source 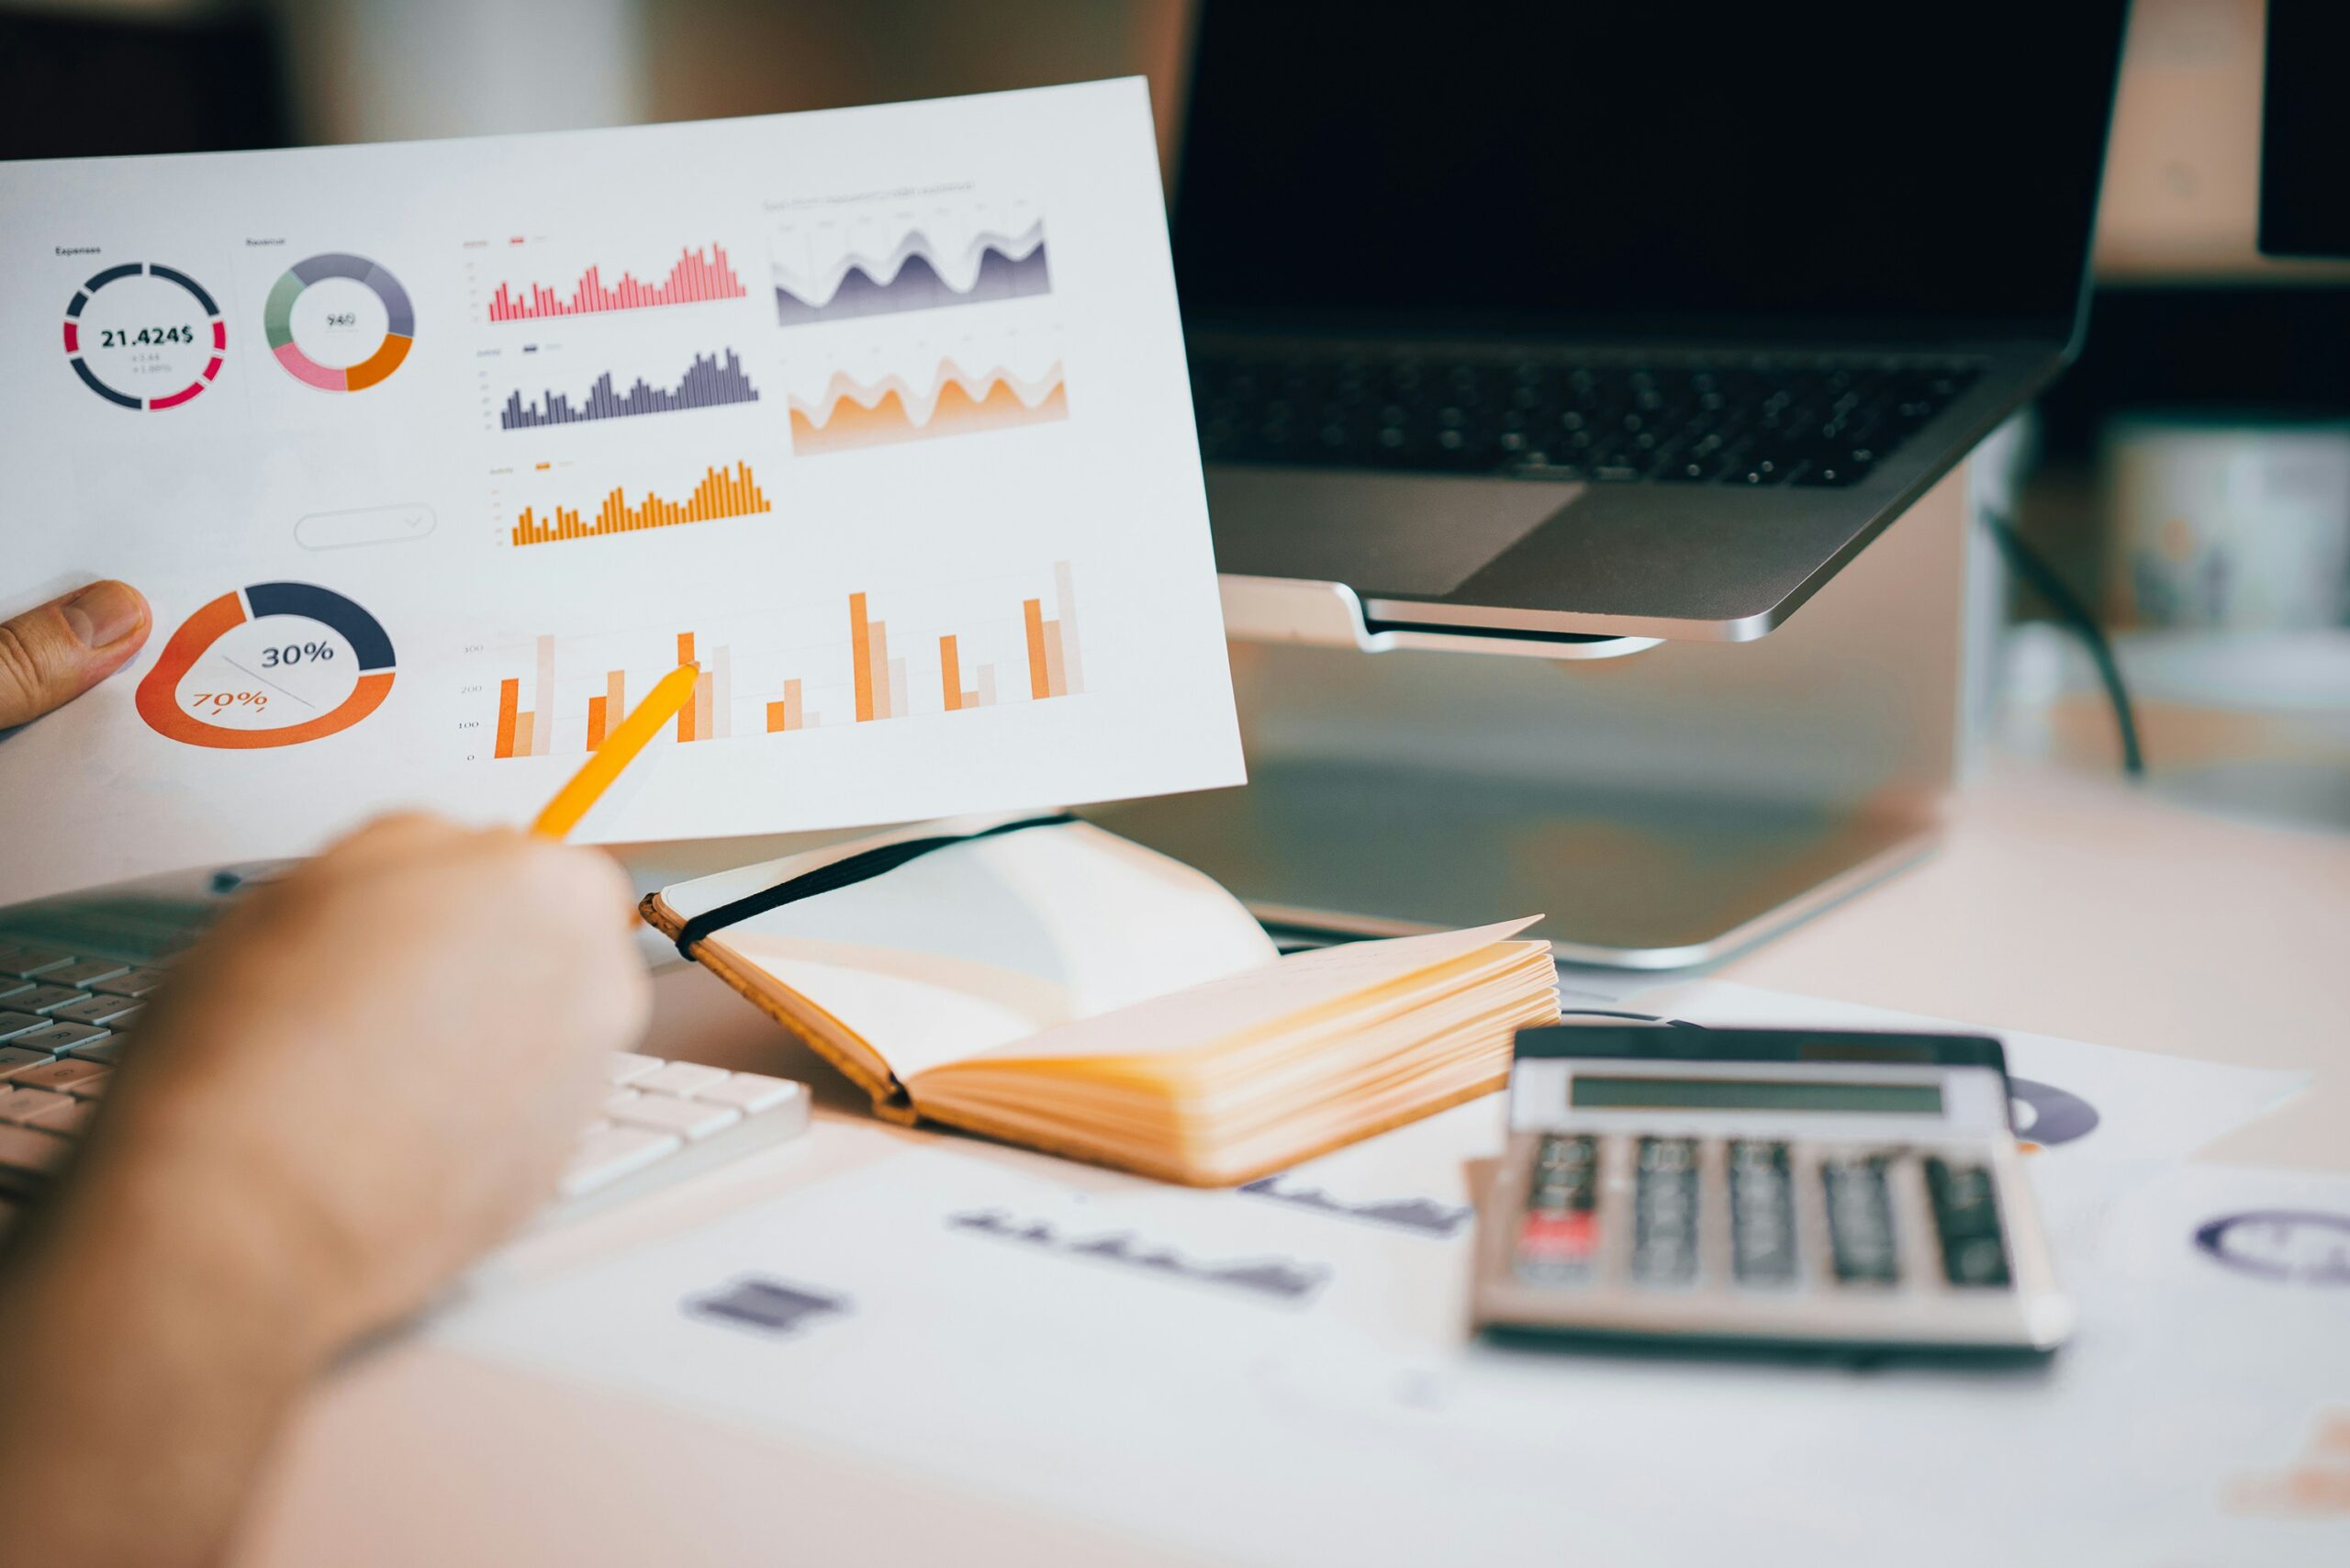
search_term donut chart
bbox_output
[63,263,227,409]
[136,583,396,748]
[263,253,415,391]
[2008,1077,2099,1149]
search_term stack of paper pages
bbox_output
[643,820,1560,1184]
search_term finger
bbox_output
[0,580,151,730]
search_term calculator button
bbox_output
[1630,1137,1700,1286]
[1728,1139,1798,1286]
[1821,1155,1900,1285]
[1516,1134,1600,1283]
[1924,1157,2012,1287]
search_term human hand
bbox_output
[0,579,150,728]
[72,813,653,1352]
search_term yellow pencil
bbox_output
[531,662,702,841]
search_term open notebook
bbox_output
[640,817,1560,1185]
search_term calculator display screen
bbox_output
[1571,1076,1944,1115]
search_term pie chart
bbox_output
[136,583,395,748]
[263,253,415,392]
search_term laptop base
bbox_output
[1091,464,1977,970]
[1086,766,1935,969]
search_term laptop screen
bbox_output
[1172,2,2127,342]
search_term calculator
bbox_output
[1471,1025,2072,1355]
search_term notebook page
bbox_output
[913,918,1541,1076]
[684,821,1279,1080]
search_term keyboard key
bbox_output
[692,1073,806,1114]
[0,1047,53,1078]
[10,1057,108,1096]
[0,947,75,980]
[1193,351,1977,487]
[22,1095,97,1137]
[632,1061,729,1097]
[91,968,171,999]
[12,986,86,1015]
[41,959,129,989]
[606,1051,664,1087]
[0,1012,51,1042]
[560,1125,682,1198]
[62,1070,111,1101]
[0,1124,72,1179]
[12,1022,108,1056]
[47,993,141,1027]
[63,1037,128,1066]
[0,1087,74,1125]
[610,1093,740,1141]
[603,1089,644,1117]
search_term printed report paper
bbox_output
[0,80,1239,901]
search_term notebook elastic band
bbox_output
[671,812,1079,960]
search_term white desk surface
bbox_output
[229,757,2350,1566]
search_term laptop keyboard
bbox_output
[1192,352,1981,487]
[0,939,811,1226]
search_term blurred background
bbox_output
[4,0,2346,832]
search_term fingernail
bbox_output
[62,581,144,648]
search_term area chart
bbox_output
[509,461,770,548]
[487,243,745,323]
[789,359,1068,455]
[501,348,759,430]
[773,219,1051,326]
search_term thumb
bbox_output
[0,580,151,730]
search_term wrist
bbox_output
[42,1121,364,1381]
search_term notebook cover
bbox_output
[641,890,921,1125]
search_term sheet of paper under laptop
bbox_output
[0,80,1239,902]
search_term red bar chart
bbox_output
[487,242,746,323]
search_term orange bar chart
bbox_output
[495,678,520,758]
[510,461,771,548]
[487,559,1079,758]
[766,678,814,733]
[1022,560,1085,702]
[847,593,903,722]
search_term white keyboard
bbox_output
[0,938,811,1232]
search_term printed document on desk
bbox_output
[439,984,2330,1566]
[0,80,1237,902]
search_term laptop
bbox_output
[1173,1,2130,642]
